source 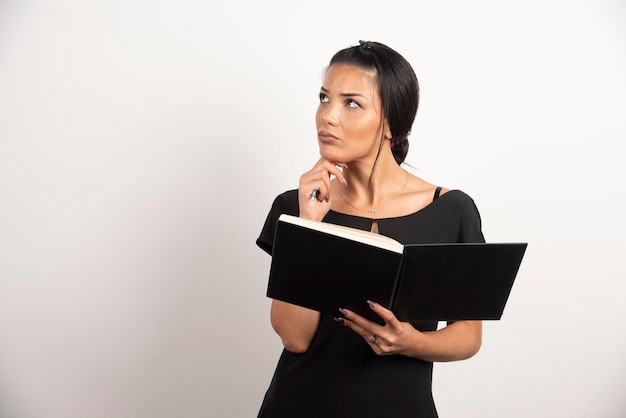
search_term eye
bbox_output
[319,93,329,103]
[346,99,360,108]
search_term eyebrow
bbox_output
[320,86,368,100]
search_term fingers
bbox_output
[302,160,346,199]
[323,160,348,186]
[300,169,331,204]
[365,300,402,332]
[336,302,405,354]
[337,306,386,351]
[298,159,348,221]
[368,334,382,348]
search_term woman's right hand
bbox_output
[298,158,347,221]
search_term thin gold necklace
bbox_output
[338,170,409,217]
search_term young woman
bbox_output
[256,40,484,417]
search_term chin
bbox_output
[318,148,347,164]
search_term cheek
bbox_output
[355,120,381,143]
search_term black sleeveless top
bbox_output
[256,188,485,418]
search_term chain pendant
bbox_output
[337,170,409,219]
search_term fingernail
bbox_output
[338,308,348,316]
[367,300,377,309]
[334,317,345,325]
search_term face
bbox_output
[316,65,390,164]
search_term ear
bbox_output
[383,120,392,139]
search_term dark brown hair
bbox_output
[328,40,420,164]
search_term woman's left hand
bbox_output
[337,301,482,361]
[337,301,422,357]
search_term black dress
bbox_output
[256,189,485,418]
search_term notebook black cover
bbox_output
[267,216,527,324]
[393,243,527,321]
[267,220,404,324]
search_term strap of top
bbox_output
[433,186,442,201]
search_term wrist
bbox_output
[401,327,429,359]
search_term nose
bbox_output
[320,103,339,126]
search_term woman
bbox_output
[256,40,484,417]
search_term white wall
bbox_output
[0,1,624,417]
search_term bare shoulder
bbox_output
[438,187,452,196]
[404,173,443,196]
[402,174,442,209]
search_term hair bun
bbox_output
[391,137,409,165]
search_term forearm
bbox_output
[406,320,482,362]
[270,299,321,353]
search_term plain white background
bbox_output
[1,0,625,417]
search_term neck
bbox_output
[341,147,406,207]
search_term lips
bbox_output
[318,131,338,143]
